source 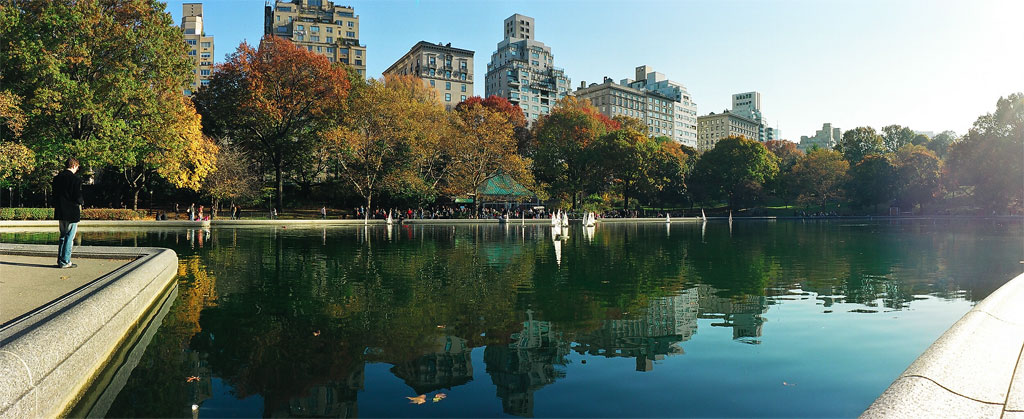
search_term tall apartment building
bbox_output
[383,41,474,111]
[695,110,760,151]
[484,14,570,124]
[574,78,690,147]
[730,91,780,142]
[264,0,366,77]
[798,123,842,151]
[181,3,214,96]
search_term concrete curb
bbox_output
[0,244,179,418]
[0,220,209,228]
[862,272,1024,418]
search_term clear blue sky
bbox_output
[164,0,1024,141]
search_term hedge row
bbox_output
[0,208,148,220]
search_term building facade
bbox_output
[574,65,699,147]
[383,42,473,111]
[798,123,842,151]
[696,110,760,151]
[181,3,214,96]
[730,91,782,142]
[264,0,366,77]
[484,14,570,124]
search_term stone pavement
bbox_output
[0,255,133,325]
[862,272,1024,418]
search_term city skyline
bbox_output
[162,0,1024,142]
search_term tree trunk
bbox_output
[275,161,284,212]
[364,194,372,225]
[133,188,140,211]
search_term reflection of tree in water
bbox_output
[484,310,570,417]
[105,256,218,417]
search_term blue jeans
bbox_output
[57,220,78,266]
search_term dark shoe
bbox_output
[59,263,78,269]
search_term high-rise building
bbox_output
[383,41,474,111]
[484,14,570,124]
[181,3,214,96]
[730,91,780,142]
[798,123,842,151]
[695,110,760,151]
[264,0,366,77]
[574,65,698,147]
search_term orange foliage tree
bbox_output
[194,36,351,211]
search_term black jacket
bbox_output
[53,169,84,222]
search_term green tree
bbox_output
[691,136,779,209]
[926,130,958,159]
[881,124,916,153]
[835,127,886,163]
[1,0,217,208]
[532,96,620,209]
[647,138,692,206]
[847,154,896,212]
[446,101,533,200]
[893,145,942,213]
[601,125,658,209]
[789,149,849,209]
[194,36,351,212]
[946,93,1023,213]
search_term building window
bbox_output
[326,27,333,33]
[461,95,466,101]
[200,69,210,76]
[327,47,335,53]
[317,46,322,52]
[346,31,355,37]
[446,82,451,90]
[326,36,333,43]
[311,26,319,32]
[348,21,354,27]
[277,26,287,33]
[445,93,451,102]
[188,50,196,56]
[297,25,304,30]
[355,59,361,65]
[461,84,466,92]
[460,73,466,81]
[297,35,304,41]
[186,39,197,45]
[201,80,210,86]
[355,50,362,57]
[311,36,319,42]
[201,42,211,48]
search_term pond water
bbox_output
[3,220,1023,417]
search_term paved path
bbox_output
[0,255,132,325]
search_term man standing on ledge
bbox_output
[53,157,83,268]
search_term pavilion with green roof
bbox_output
[474,171,538,207]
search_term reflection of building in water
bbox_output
[697,285,769,340]
[573,289,699,371]
[390,335,474,394]
[269,364,364,418]
[484,310,569,417]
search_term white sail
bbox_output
[666,213,671,224]
[701,209,707,222]
[561,211,568,227]
[551,213,558,227]
[386,210,393,225]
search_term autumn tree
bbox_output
[446,101,533,201]
[194,36,351,211]
[327,75,447,222]
[647,138,692,206]
[1,0,217,208]
[835,127,886,163]
[203,143,262,215]
[789,149,849,209]
[926,130,958,159]
[691,136,779,209]
[847,154,896,212]
[893,145,943,213]
[946,93,1023,213]
[764,140,804,171]
[532,96,620,209]
[456,95,531,156]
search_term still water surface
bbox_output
[4,220,1023,417]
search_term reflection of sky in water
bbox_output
[3,220,1020,417]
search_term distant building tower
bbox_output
[383,42,474,111]
[731,91,774,142]
[484,14,570,125]
[798,123,842,151]
[181,3,214,96]
[265,0,366,77]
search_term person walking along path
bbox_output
[52,157,83,268]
